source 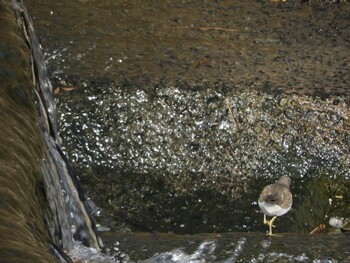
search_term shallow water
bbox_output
[23,0,350,261]
[101,231,350,262]
[54,81,350,235]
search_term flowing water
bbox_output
[1,0,116,262]
[2,0,349,262]
[100,231,350,262]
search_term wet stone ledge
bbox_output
[27,0,350,98]
[56,77,350,234]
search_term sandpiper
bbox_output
[258,176,292,236]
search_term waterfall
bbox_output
[0,0,108,261]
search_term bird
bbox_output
[258,176,292,236]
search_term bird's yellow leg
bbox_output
[263,214,269,225]
[268,216,277,236]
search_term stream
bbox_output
[2,0,349,262]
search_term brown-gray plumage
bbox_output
[258,176,292,235]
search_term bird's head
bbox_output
[277,176,291,187]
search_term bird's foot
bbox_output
[264,220,275,228]
[267,232,283,237]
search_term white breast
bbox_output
[258,201,292,217]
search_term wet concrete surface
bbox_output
[26,0,350,97]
